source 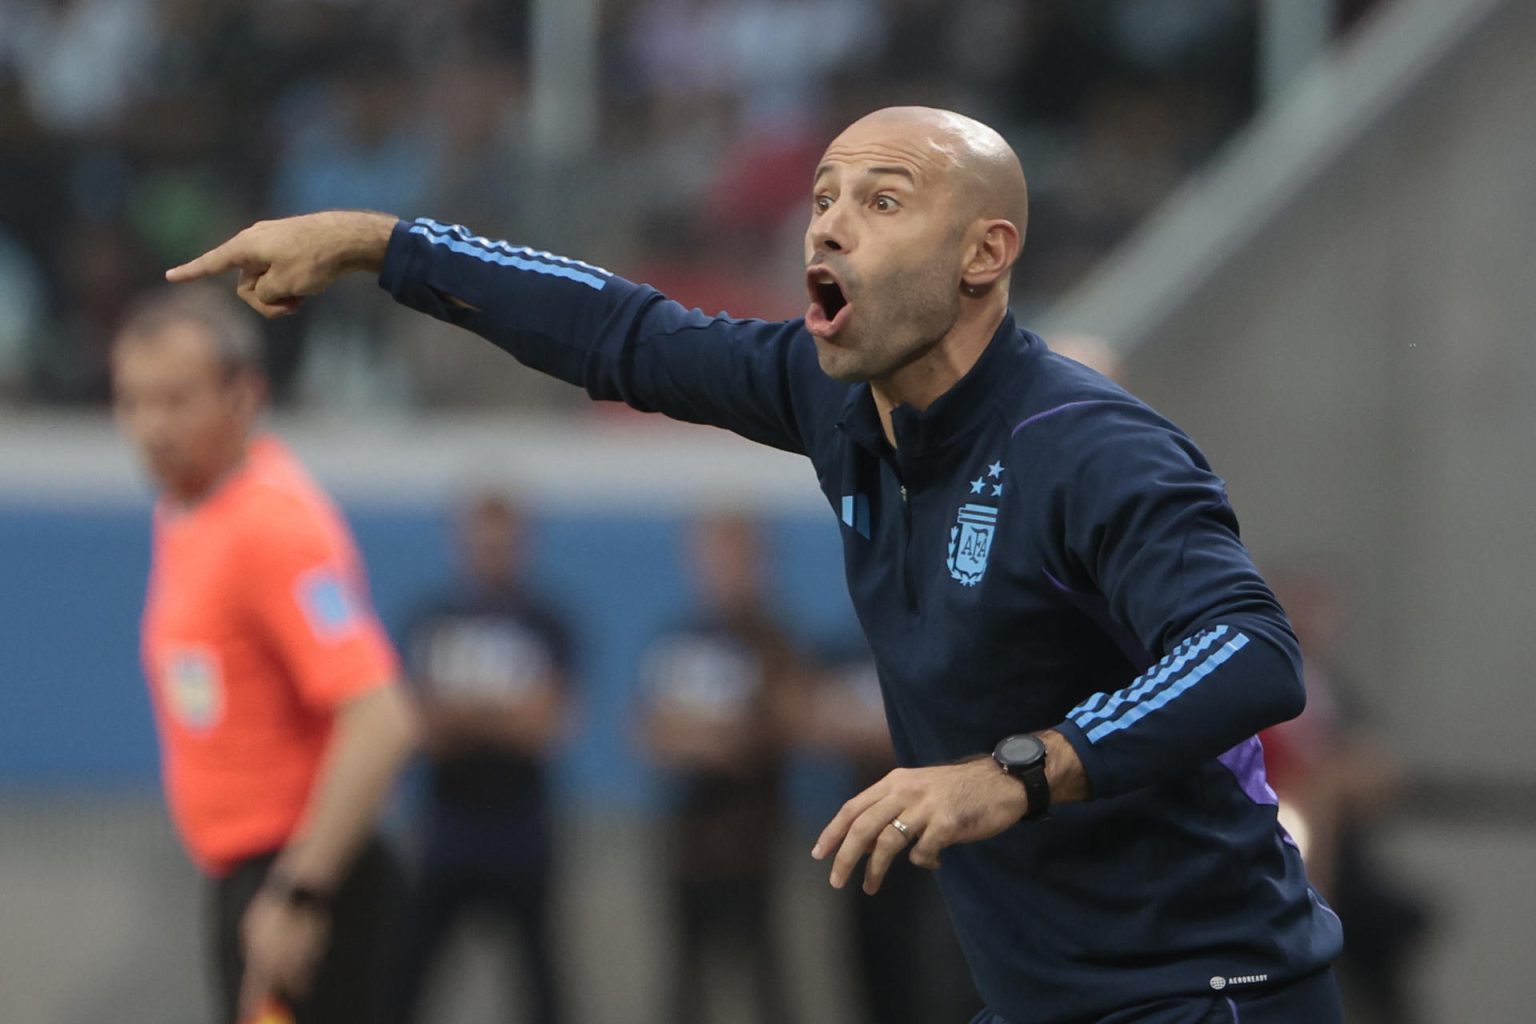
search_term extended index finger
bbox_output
[165,239,250,283]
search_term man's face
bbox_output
[803,120,970,383]
[112,324,258,499]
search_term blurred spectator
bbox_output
[800,647,980,1024]
[395,0,530,71]
[636,515,800,1024]
[36,214,156,403]
[393,491,576,1024]
[267,50,440,219]
[0,0,160,137]
[0,227,46,398]
[625,209,802,323]
[710,0,877,127]
[1264,568,1433,1024]
[261,36,447,410]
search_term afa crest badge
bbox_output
[947,503,998,586]
[948,460,1005,586]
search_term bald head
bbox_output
[831,106,1029,241]
[803,106,1030,395]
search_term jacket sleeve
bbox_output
[1032,400,1306,799]
[378,217,817,455]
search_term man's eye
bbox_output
[874,195,898,212]
[814,194,833,211]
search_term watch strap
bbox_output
[1015,760,1050,821]
[265,872,334,914]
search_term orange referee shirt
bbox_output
[141,435,399,876]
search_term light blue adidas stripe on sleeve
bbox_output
[1069,626,1252,743]
[409,219,610,290]
[1070,629,1213,723]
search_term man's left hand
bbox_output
[238,888,330,1017]
[812,756,1030,894]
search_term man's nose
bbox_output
[810,203,852,254]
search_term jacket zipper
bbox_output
[898,480,917,613]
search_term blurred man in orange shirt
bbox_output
[112,286,417,1024]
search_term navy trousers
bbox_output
[970,968,1345,1024]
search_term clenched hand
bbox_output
[238,888,330,1018]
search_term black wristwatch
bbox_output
[993,733,1050,821]
[265,872,334,914]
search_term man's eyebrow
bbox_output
[813,163,918,184]
[864,165,917,183]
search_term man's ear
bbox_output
[961,219,1022,292]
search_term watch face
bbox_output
[997,733,1046,767]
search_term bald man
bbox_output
[169,107,1344,1024]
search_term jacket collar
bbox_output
[836,312,1032,460]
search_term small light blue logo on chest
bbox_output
[840,493,871,538]
[948,461,1004,585]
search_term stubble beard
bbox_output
[819,262,961,385]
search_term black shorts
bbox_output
[208,837,405,1024]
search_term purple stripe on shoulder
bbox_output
[1216,734,1280,807]
[1227,996,1240,1023]
[1011,399,1116,437]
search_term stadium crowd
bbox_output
[0,0,1369,411]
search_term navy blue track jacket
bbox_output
[381,218,1344,1023]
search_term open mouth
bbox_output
[814,276,847,319]
[805,267,852,338]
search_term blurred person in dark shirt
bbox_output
[637,514,800,1024]
[802,647,980,1024]
[393,491,574,1024]
[1264,569,1432,1024]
